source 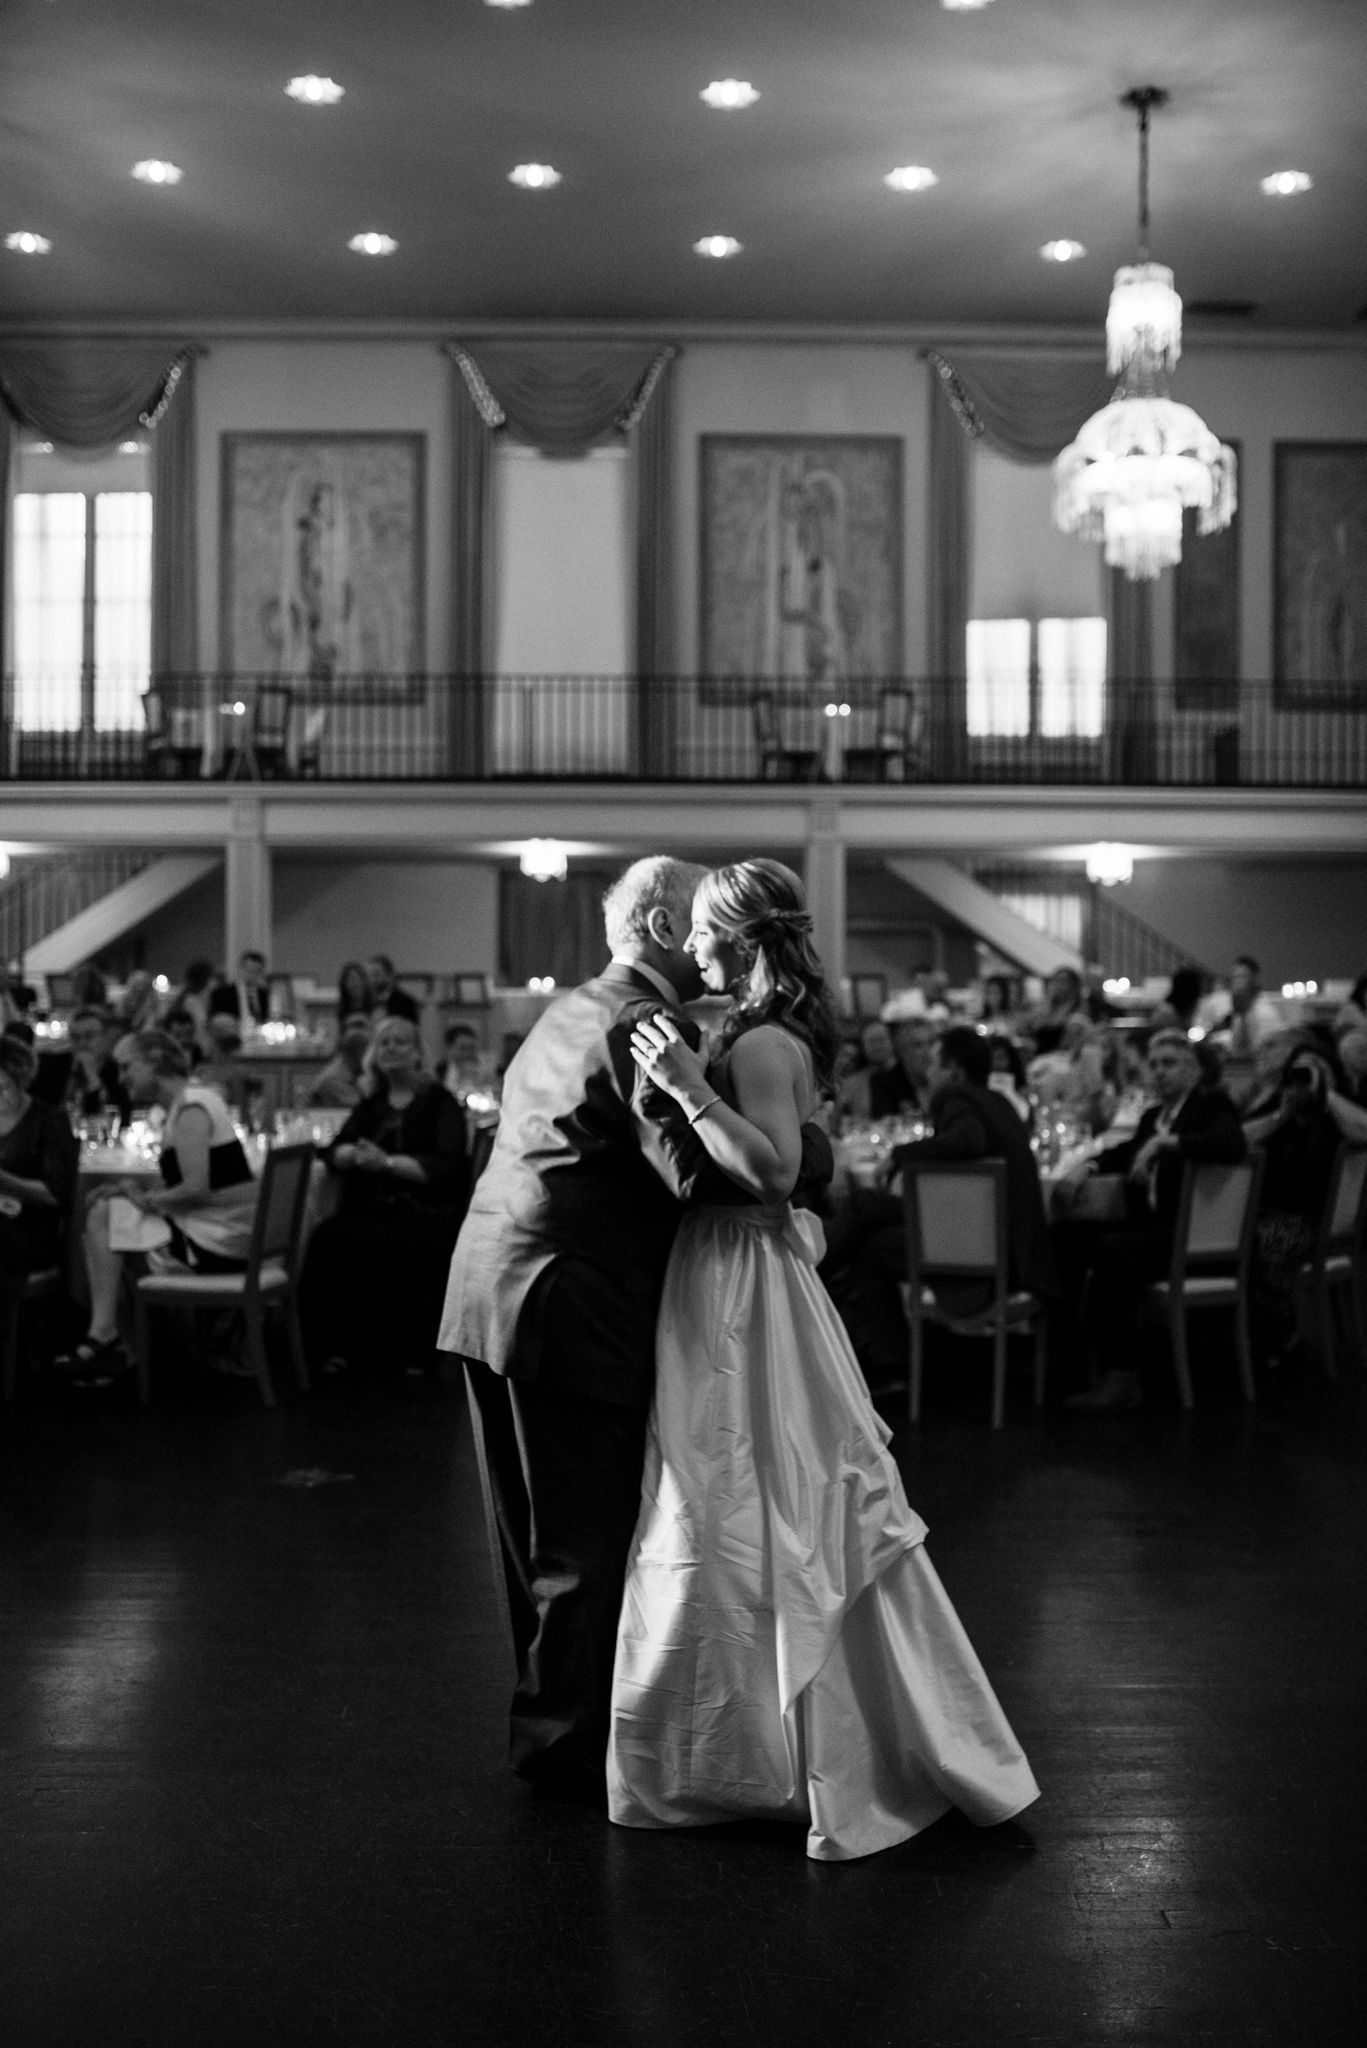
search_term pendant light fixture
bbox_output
[1054,88,1237,581]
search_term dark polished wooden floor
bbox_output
[3,1344,1365,2048]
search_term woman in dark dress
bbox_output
[300,1013,469,1373]
[0,1034,79,1289]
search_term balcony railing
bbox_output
[2,674,1365,788]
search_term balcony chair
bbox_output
[143,684,207,778]
[132,1142,316,1408]
[842,687,922,782]
[899,1158,1049,1430]
[1143,1157,1264,1408]
[753,693,822,781]
[1300,1143,1367,1377]
[251,684,294,779]
[296,705,328,777]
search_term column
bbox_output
[225,798,272,966]
[804,801,846,997]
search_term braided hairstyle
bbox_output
[697,858,841,1091]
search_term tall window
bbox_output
[967,440,1106,739]
[9,438,152,732]
[966,616,1107,738]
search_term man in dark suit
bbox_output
[438,856,711,1797]
[845,1026,1056,1385]
[31,1006,129,1121]
[365,953,420,1024]
[1055,1028,1246,1410]
[207,949,271,1028]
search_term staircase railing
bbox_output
[0,849,151,967]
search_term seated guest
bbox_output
[871,1018,934,1119]
[162,1006,205,1067]
[54,1029,258,1383]
[437,1022,485,1102]
[0,964,38,1028]
[986,1035,1033,1124]
[1026,967,1087,1055]
[209,949,271,1031]
[1334,971,1367,1043]
[197,1014,249,1113]
[299,1014,468,1375]
[1150,965,1206,1036]
[32,1006,129,1122]
[828,1026,1055,1392]
[1243,1047,1356,1363]
[977,973,1019,1028]
[167,957,216,1038]
[335,960,374,1030]
[1199,953,1283,1054]
[307,1014,373,1109]
[114,969,161,1034]
[1053,1029,1246,1411]
[365,953,420,1024]
[835,1019,902,1126]
[1338,1027,1367,1109]
[0,1034,79,1297]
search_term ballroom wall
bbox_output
[188,332,1367,683]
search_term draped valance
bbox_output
[0,339,200,448]
[925,348,1113,465]
[0,339,202,681]
[442,338,679,774]
[444,340,674,452]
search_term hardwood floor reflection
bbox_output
[2,1355,1364,2047]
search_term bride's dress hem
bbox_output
[607,1201,1040,1865]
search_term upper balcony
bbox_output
[3,673,1365,790]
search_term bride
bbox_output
[609,858,1039,1861]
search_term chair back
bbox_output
[1322,1144,1367,1253]
[253,684,293,750]
[876,687,913,743]
[752,693,778,749]
[248,1142,316,1280]
[1173,1158,1263,1276]
[903,1160,1008,1290]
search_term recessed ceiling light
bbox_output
[131,160,183,185]
[1040,239,1087,262]
[884,166,939,193]
[348,232,397,256]
[32,441,54,454]
[486,0,533,8]
[700,80,760,110]
[694,235,742,259]
[509,163,561,189]
[941,0,997,10]
[5,231,50,254]
[286,75,345,104]
[1260,169,1313,196]
[119,440,144,454]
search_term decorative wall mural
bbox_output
[699,435,903,702]
[221,432,425,693]
[1275,442,1367,706]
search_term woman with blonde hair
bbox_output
[610,857,1038,1861]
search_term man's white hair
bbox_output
[603,856,706,953]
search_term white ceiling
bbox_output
[3,0,1365,330]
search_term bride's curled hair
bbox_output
[698,858,841,1091]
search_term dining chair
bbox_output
[842,687,922,783]
[899,1158,1048,1429]
[251,684,294,778]
[132,1142,316,1408]
[752,693,822,781]
[296,705,328,777]
[1300,1143,1367,1377]
[1144,1157,1264,1408]
[2,1263,64,1405]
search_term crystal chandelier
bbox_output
[1054,88,1237,582]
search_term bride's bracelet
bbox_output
[687,1095,722,1127]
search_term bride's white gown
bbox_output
[607,1200,1040,1862]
